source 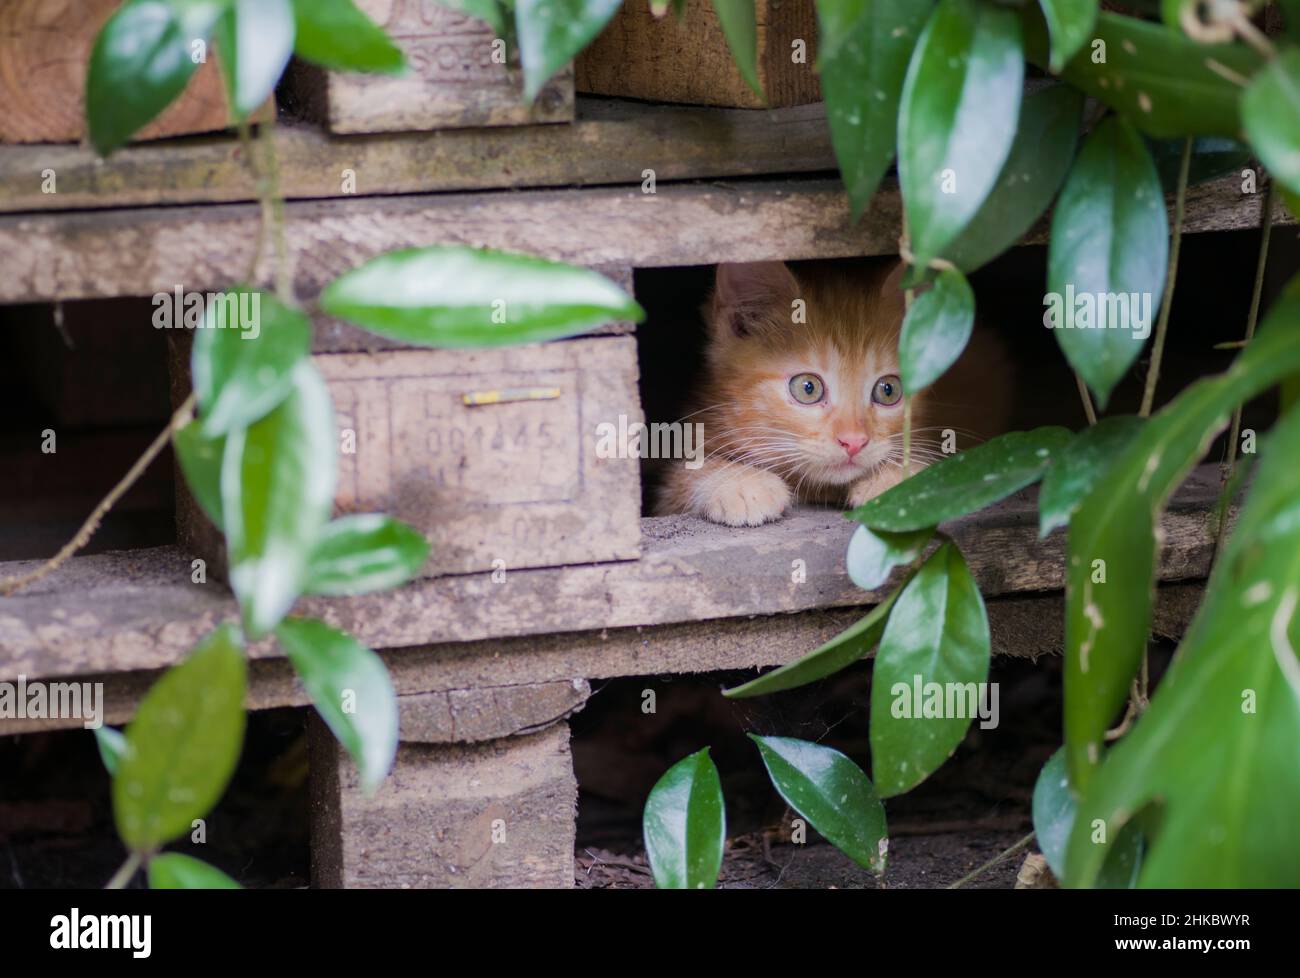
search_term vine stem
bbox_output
[0,393,197,597]
[947,831,1036,889]
[1074,372,1097,426]
[1139,136,1193,418]
[105,852,143,890]
[902,286,915,475]
[1212,180,1277,563]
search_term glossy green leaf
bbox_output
[515,0,622,102]
[899,266,974,391]
[174,421,226,531]
[276,617,397,793]
[1037,0,1097,73]
[940,85,1083,274]
[724,586,902,698]
[213,0,295,118]
[113,625,246,851]
[1242,50,1300,198]
[320,246,644,348]
[148,853,242,889]
[846,524,933,592]
[86,0,226,155]
[290,0,405,73]
[1025,10,1262,138]
[304,514,430,596]
[1037,416,1144,537]
[1147,136,1251,193]
[192,288,311,437]
[642,748,726,889]
[223,362,336,638]
[95,727,128,777]
[1033,748,1142,886]
[870,542,990,796]
[1068,401,1300,886]
[898,0,1024,266]
[710,0,761,100]
[1047,116,1168,409]
[1063,296,1300,791]
[815,1,931,222]
[751,735,888,873]
[849,426,1072,532]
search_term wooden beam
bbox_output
[1,173,1282,305]
[0,99,835,214]
[0,465,1228,685]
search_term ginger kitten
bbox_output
[656,259,1011,526]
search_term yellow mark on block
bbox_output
[462,386,562,406]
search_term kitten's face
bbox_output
[703,261,925,489]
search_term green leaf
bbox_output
[849,426,1072,532]
[86,0,226,155]
[1025,10,1262,138]
[192,289,312,437]
[276,617,397,793]
[1037,0,1097,73]
[304,514,430,596]
[174,421,226,531]
[710,0,762,100]
[870,541,990,796]
[1033,747,1142,886]
[815,1,931,222]
[223,362,336,638]
[1063,296,1300,791]
[213,0,295,118]
[642,748,726,889]
[95,727,128,777]
[1242,50,1300,199]
[899,266,974,391]
[290,0,406,73]
[846,524,933,592]
[898,0,1024,266]
[1067,400,1300,887]
[724,586,902,698]
[148,852,242,889]
[320,246,644,348]
[1037,416,1144,537]
[515,0,622,102]
[939,85,1083,275]
[1047,116,1168,409]
[113,625,246,851]
[1146,136,1251,193]
[751,735,888,873]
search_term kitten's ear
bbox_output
[879,260,908,299]
[712,261,799,338]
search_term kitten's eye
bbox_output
[789,373,825,405]
[872,375,903,406]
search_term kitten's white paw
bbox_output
[700,467,792,526]
[847,464,919,508]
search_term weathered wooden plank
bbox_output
[310,718,577,888]
[0,465,1230,684]
[0,99,835,213]
[0,175,1283,305]
[398,679,591,744]
[0,582,1207,735]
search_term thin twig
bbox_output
[948,832,1036,889]
[237,120,268,285]
[1075,372,1098,426]
[105,852,142,890]
[1139,136,1193,418]
[0,394,197,597]
[260,113,293,303]
[902,287,914,475]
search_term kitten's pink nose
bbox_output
[837,434,869,459]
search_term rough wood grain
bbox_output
[576,0,819,108]
[0,175,1284,305]
[0,465,1230,684]
[0,99,835,213]
[398,679,591,744]
[283,0,572,134]
[0,0,253,145]
[310,718,577,888]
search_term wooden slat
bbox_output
[0,464,1230,686]
[0,173,1283,305]
[0,99,835,214]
